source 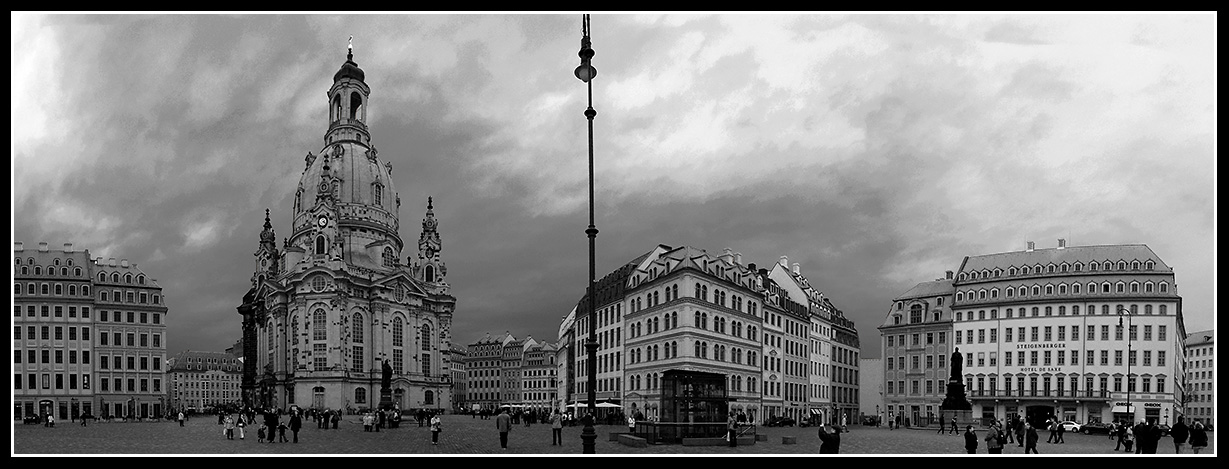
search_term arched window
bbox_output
[694,312,701,328]
[99,272,106,282]
[956,292,964,302]
[1032,286,1041,296]
[701,342,708,359]
[1074,262,1083,272]
[1009,267,1017,276]
[979,290,986,299]
[1159,282,1168,293]
[1116,282,1125,293]
[424,265,435,283]
[292,316,299,345]
[312,309,327,341]
[382,247,395,268]
[1058,284,1067,295]
[352,313,364,343]
[125,274,132,284]
[1045,285,1053,295]
[68,285,76,296]
[1117,261,1126,270]
[1102,261,1112,271]
[75,267,82,277]
[111,273,119,283]
[350,92,363,121]
[61,267,68,276]
[315,236,327,255]
[910,304,923,324]
[332,94,342,122]
[393,316,403,346]
[21,266,27,275]
[1130,282,1139,293]
[138,275,145,285]
[53,258,60,266]
[1144,261,1154,270]
[373,184,382,206]
[694,341,701,357]
[672,341,678,358]
[14,283,21,295]
[1072,283,1081,294]
[421,324,432,351]
[991,288,999,298]
[702,285,708,301]
[1144,282,1153,293]
[355,388,366,404]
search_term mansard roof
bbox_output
[960,244,1170,274]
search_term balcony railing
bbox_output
[967,389,1110,400]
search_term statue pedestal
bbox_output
[379,389,393,411]
[941,381,972,411]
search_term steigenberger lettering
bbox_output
[1015,343,1066,349]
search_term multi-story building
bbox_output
[238,46,455,413]
[556,307,576,414]
[878,271,956,427]
[522,340,559,412]
[13,241,168,422]
[858,357,884,422]
[500,335,536,404]
[948,240,1187,427]
[465,332,515,411]
[767,257,831,423]
[448,344,467,413]
[1183,329,1214,426]
[14,242,97,422]
[829,308,861,426]
[166,351,243,412]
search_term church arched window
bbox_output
[393,317,404,347]
[382,247,395,268]
[373,184,382,206]
[312,309,327,341]
[425,265,435,283]
[332,94,342,123]
[421,324,432,351]
[316,236,326,255]
[350,92,363,121]
[352,313,364,344]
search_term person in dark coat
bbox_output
[1024,423,1040,454]
[817,424,841,454]
[1133,420,1147,454]
[1055,420,1065,444]
[1142,420,1162,454]
[495,409,513,450]
[1015,419,1026,447]
[1189,421,1208,454]
[264,410,279,444]
[984,425,1005,454]
[289,410,302,443]
[963,425,978,453]
[949,416,958,435]
[1170,418,1190,453]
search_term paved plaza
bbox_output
[12,415,1216,456]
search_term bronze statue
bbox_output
[381,360,393,391]
[950,348,963,382]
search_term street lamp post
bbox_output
[1118,306,1133,423]
[574,13,599,455]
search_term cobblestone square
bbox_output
[11,416,1216,456]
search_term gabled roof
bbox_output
[960,244,1170,274]
[1184,329,1214,346]
[895,279,956,301]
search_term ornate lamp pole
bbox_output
[1118,306,1134,422]
[574,13,599,455]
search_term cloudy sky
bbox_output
[11,13,1216,359]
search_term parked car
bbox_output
[1081,421,1115,434]
[22,416,42,425]
[764,416,796,427]
[1059,421,1082,433]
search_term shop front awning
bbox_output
[1111,405,1135,413]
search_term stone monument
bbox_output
[379,359,394,410]
[941,347,972,412]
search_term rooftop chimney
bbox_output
[779,255,789,268]
[946,270,953,280]
[1026,241,1035,252]
[14,242,22,251]
[1057,238,1066,249]
[38,242,49,252]
[63,243,73,253]
[792,263,800,275]
[734,253,742,265]
[121,259,129,268]
[747,263,757,273]
[108,258,117,267]
[720,247,734,264]
[95,257,103,264]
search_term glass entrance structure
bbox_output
[639,370,732,444]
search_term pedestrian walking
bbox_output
[937,414,946,434]
[949,416,958,435]
[496,408,512,450]
[1133,420,1146,454]
[817,424,841,454]
[1015,419,1025,448]
[1004,418,1015,445]
[1189,421,1208,454]
[1055,420,1065,444]
[1046,418,1057,444]
[1114,421,1127,450]
[985,425,1005,454]
[331,411,339,429]
[963,425,978,454]
[727,413,738,447]
[1024,423,1039,454]
[550,411,564,446]
[430,413,442,445]
[277,420,289,443]
[629,414,637,434]
[178,411,185,427]
[257,423,267,443]
[1170,418,1189,454]
[224,415,235,440]
[237,416,246,440]
[1122,425,1135,453]
[290,410,302,443]
[1142,420,1161,454]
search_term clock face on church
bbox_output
[318,216,328,228]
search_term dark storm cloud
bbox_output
[12,13,1215,359]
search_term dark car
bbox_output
[23,416,42,424]
[1081,421,1115,434]
[764,416,796,427]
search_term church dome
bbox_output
[333,52,366,83]
[295,140,398,233]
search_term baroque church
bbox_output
[238,44,455,413]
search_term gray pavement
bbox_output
[11,415,1217,456]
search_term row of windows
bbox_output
[14,266,84,277]
[98,310,162,324]
[15,325,95,342]
[887,374,1168,395]
[14,348,91,365]
[97,330,164,348]
[15,257,77,266]
[953,324,1168,344]
[885,331,948,348]
[96,272,147,285]
[958,259,1157,281]
[956,304,1169,321]
[15,282,91,297]
[956,280,1170,303]
[97,354,164,371]
[14,305,93,319]
[97,290,161,304]
[888,348,1169,371]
